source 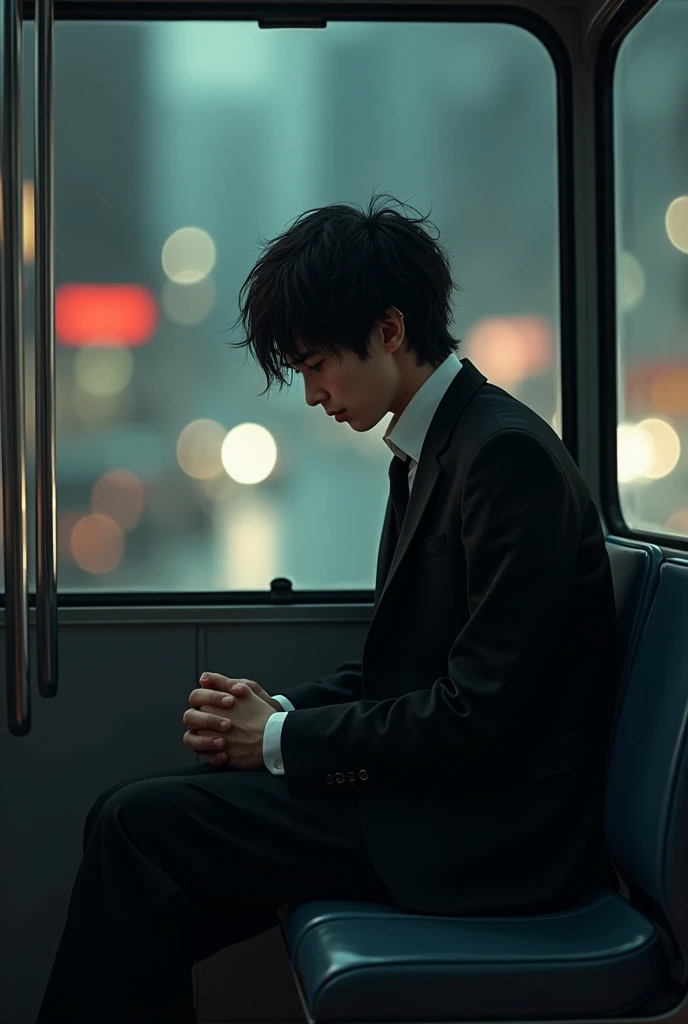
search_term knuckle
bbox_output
[197,728,222,750]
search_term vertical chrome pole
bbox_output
[1,0,30,734]
[35,0,57,698]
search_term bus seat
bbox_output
[604,558,688,986]
[278,555,688,1023]
[605,536,663,685]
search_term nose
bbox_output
[304,381,327,409]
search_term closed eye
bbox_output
[293,361,324,375]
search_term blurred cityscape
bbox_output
[1,9,686,593]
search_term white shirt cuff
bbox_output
[262,695,295,775]
[272,694,295,712]
[263,709,288,774]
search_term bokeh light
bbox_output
[637,417,681,479]
[74,347,135,397]
[176,419,227,480]
[618,423,654,482]
[464,315,553,389]
[665,196,688,254]
[618,251,646,311]
[162,227,216,284]
[56,284,158,346]
[221,423,278,485]
[91,470,146,532]
[70,513,124,574]
[618,418,681,482]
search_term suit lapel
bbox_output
[373,358,487,615]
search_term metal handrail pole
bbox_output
[35,0,58,699]
[1,0,30,734]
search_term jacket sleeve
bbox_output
[275,656,364,711]
[279,430,582,798]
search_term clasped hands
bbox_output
[182,673,278,770]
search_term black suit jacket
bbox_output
[280,358,621,916]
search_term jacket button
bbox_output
[348,771,356,782]
[326,775,334,784]
[335,772,345,783]
[359,769,369,781]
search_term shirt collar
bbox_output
[383,352,463,464]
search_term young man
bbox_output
[36,194,620,1024]
[213,192,622,914]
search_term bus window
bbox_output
[615,0,688,539]
[14,21,559,593]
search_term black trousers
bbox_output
[36,761,395,1024]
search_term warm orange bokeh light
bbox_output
[70,513,124,574]
[56,284,159,347]
[463,315,553,388]
[91,470,145,532]
[626,362,688,418]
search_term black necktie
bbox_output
[388,453,410,535]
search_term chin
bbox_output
[353,412,382,432]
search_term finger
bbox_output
[198,727,231,765]
[199,672,239,689]
[183,707,233,731]
[183,728,229,753]
[188,688,235,707]
[201,673,255,696]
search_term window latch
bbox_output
[270,578,293,603]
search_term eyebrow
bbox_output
[286,350,316,369]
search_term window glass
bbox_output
[615,0,688,538]
[12,21,560,591]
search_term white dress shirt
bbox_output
[262,351,464,775]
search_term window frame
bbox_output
[596,0,688,554]
[17,3,573,604]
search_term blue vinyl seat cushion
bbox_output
[280,892,668,1022]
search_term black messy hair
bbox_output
[225,193,462,396]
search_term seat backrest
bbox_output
[605,536,663,685]
[605,558,688,968]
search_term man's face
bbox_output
[287,340,392,432]
[286,308,426,431]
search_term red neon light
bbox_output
[56,284,159,347]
